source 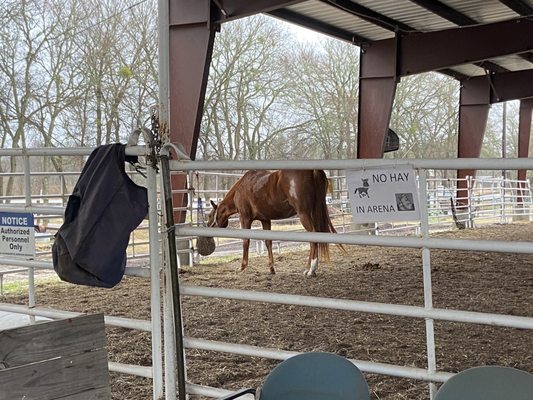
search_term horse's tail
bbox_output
[312,170,345,261]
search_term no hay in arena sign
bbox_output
[346,166,420,223]
[0,212,36,258]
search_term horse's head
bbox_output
[208,200,230,228]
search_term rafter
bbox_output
[408,0,477,25]
[498,0,533,15]
[321,0,412,32]
[408,0,512,73]
[463,69,533,103]
[268,8,368,44]
[324,0,509,75]
[213,0,305,22]
[400,17,533,75]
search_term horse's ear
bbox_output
[210,200,217,209]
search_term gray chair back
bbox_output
[258,352,370,400]
[435,366,533,400]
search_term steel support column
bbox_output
[169,0,217,221]
[357,38,398,158]
[517,98,533,203]
[456,77,490,204]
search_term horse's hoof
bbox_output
[270,269,276,275]
[304,270,317,278]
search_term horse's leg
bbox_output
[260,220,275,274]
[305,243,319,277]
[240,217,252,272]
[299,213,319,277]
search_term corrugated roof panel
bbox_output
[355,0,456,32]
[440,0,521,23]
[287,1,394,41]
[490,55,533,71]
[447,64,487,77]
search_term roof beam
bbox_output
[498,0,533,64]
[399,17,533,76]
[213,0,305,22]
[323,0,509,75]
[268,8,369,44]
[408,0,512,73]
[498,0,533,15]
[408,0,477,25]
[463,69,533,103]
[321,0,412,33]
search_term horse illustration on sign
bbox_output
[353,178,370,198]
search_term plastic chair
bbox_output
[435,365,533,400]
[218,352,371,400]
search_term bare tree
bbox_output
[282,39,360,160]
[389,73,459,160]
[199,16,293,162]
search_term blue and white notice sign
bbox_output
[0,212,36,258]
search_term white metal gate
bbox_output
[170,156,533,399]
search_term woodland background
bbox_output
[0,0,527,192]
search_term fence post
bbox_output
[417,170,437,399]
[529,181,533,222]
[147,163,164,399]
[23,155,36,323]
[467,176,474,228]
[500,176,506,224]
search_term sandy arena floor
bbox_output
[2,223,533,399]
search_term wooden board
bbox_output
[0,314,106,368]
[0,314,111,400]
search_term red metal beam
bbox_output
[169,0,217,221]
[213,0,305,22]
[460,69,533,103]
[487,70,533,103]
[517,99,533,202]
[456,77,490,204]
[399,17,533,76]
[357,39,398,158]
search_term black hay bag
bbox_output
[197,235,216,256]
[52,144,148,288]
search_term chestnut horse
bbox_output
[208,169,339,277]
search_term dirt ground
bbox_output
[3,223,533,400]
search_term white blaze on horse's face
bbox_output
[288,177,298,200]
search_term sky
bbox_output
[284,22,326,43]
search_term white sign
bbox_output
[0,212,36,258]
[346,166,420,223]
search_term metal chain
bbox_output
[147,105,162,170]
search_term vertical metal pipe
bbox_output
[158,0,169,128]
[500,176,505,224]
[157,1,178,396]
[467,176,473,228]
[418,170,437,398]
[23,155,35,320]
[148,164,164,399]
[163,247,177,400]
[502,102,507,179]
[160,154,187,400]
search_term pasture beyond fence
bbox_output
[0,147,532,400]
[188,170,532,260]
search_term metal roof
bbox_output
[266,0,533,79]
